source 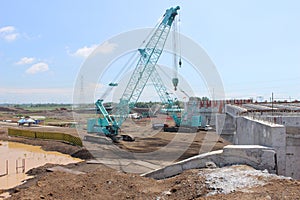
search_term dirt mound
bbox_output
[71,149,93,159]
[7,165,207,200]
[0,107,24,112]
[6,164,300,200]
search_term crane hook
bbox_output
[179,58,182,68]
[172,78,179,91]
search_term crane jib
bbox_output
[162,6,180,26]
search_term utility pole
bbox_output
[79,75,84,106]
[271,92,274,116]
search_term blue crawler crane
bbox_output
[87,6,201,142]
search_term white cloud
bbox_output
[26,62,49,74]
[71,41,117,58]
[0,26,19,42]
[16,57,35,65]
[73,44,97,58]
[0,26,15,33]
[97,41,117,54]
[3,33,19,41]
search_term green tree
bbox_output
[201,96,210,101]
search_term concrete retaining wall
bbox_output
[286,145,300,178]
[235,117,286,175]
[215,105,247,143]
[286,127,300,179]
[216,113,236,143]
[222,105,300,179]
[256,115,300,127]
[142,145,276,180]
[225,105,247,117]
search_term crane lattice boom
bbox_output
[113,6,180,126]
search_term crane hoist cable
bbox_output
[178,11,182,68]
[172,17,178,91]
[171,12,182,91]
[157,64,190,99]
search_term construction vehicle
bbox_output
[87,6,201,141]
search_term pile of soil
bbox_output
[0,107,24,113]
[6,163,300,200]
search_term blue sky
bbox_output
[1,0,300,103]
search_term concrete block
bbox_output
[216,113,226,135]
[181,158,205,170]
[269,127,286,147]
[222,145,276,172]
[216,113,236,143]
[181,157,219,171]
[142,168,165,179]
[224,145,265,157]
[273,146,286,176]
[285,146,300,179]
[181,151,222,170]
[163,164,183,178]
[259,149,276,173]
[235,117,285,147]
[286,134,300,146]
[228,112,300,179]
[286,126,300,135]
[225,105,247,117]
[143,146,277,179]
[264,116,300,127]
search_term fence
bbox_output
[0,160,8,177]
[8,128,82,146]
[0,159,25,177]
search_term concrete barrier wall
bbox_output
[223,105,300,179]
[235,117,286,175]
[8,128,83,146]
[285,127,300,179]
[142,145,276,180]
[216,113,236,143]
[225,105,247,117]
[286,145,300,179]
[263,116,300,127]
